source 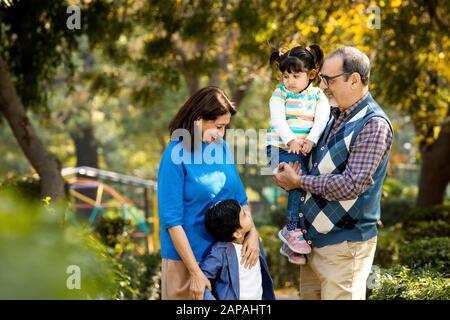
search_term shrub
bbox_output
[382,177,406,198]
[94,214,133,251]
[269,205,287,230]
[259,225,300,289]
[398,237,450,275]
[0,176,41,202]
[119,252,161,300]
[373,224,404,268]
[90,212,161,299]
[0,175,71,202]
[376,204,450,269]
[369,266,450,300]
[404,205,450,227]
[404,219,450,241]
[0,191,119,299]
[380,197,415,227]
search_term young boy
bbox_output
[200,199,275,300]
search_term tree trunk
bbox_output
[70,125,99,168]
[184,72,200,96]
[417,106,450,207]
[228,78,254,108]
[0,57,65,200]
[70,124,99,221]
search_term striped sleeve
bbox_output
[306,89,331,145]
[269,87,297,145]
[270,86,287,105]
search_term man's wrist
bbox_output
[297,174,302,189]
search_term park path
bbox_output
[274,288,300,300]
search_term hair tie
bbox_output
[278,50,284,58]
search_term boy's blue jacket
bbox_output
[200,241,276,300]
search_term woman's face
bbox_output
[199,113,231,144]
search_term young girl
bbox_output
[266,44,331,264]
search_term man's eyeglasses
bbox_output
[319,72,350,86]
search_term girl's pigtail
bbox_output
[308,44,324,69]
[307,44,324,85]
[270,48,283,66]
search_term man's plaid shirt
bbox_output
[301,92,393,201]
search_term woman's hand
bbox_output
[168,225,211,300]
[242,226,260,269]
[189,269,212,300]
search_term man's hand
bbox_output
[273,162,302,191]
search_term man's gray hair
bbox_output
[328,46,371,85]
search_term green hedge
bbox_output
[369,266,450,300]
[380,197,415,227]
[118,252,161,300]
[0,175,71,202]
[92,214,161,299]
[259,225,300,289]
[404,219,450,240]
[398,237,450,275]
[376,204,450,268]
[0,191,120,299]
[0,176,41,202]
[269,205,287,230]
[404,204,450,222]
[373,224,403,268]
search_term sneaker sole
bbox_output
[278,229,289,245]
[279,247,306,265]
[278,230,312,254]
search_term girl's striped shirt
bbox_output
[266,84,330,149]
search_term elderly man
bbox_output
[273,46,393,300]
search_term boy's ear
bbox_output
[232,230,243,240]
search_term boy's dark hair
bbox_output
[205,199,241,242]
[270,44,324,85]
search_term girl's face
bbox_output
[198,112,231,144]
[282,71,313,94]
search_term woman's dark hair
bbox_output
[270,44,324,85]
[168,86,236,149]
[205,199,241,242]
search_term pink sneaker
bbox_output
[280,244,306,265]
[278,226,311,254]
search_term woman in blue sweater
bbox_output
[158,86,260,300]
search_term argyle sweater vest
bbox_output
[299,93,393,248]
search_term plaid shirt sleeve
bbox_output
[300,117,393,201]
